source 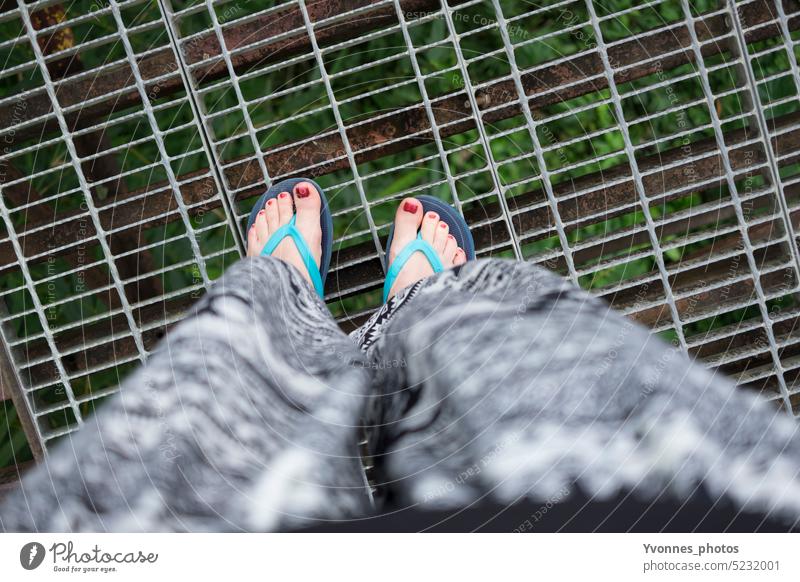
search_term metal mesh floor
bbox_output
[1,0,800,462]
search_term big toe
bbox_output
[390,198,423,257]
[293,181,322,217]
[292,181,323,266]
[293,181,322,244]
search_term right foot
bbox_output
[385,197,467,301]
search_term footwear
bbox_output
[245,177,333,297]
[382,195,475,302]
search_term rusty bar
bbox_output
[0,0,468,140]
[0,322,43,461]
[4,101,800,313]
[5,0,798,278]
[16,124,800,387]
[0,461,35,496]
[27,3,163,306]
[19,213,795,388]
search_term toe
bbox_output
[255,208,269,242]
[433,220,449,253]
[453,248,467,266]
[389,198,423,260]
[443,234,457,265]
[265,198,279,233]
[247,225,260,255]
[293,181,322,229]
[277,191,293,225]
[420,211,439,243]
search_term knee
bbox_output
[237,255,294,282]
[211,256,306,297]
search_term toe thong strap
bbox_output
[382,233,444,302]
[260,215,325,297]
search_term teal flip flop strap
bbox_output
[260,215,325,297]
[383,233,444,302]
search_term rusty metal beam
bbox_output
[0,325,43,461]
[0,461,35,496]
[23,3,164,306]
[5,0,800,392]
[326,111,800,301]
[4,100,799,310]
[0,0,468,140]
[15,291,193,386]
[16,112,800,387]
[3,0,794,280]
[19,211,795,387]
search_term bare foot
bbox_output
[385,197,467,301]
[247,181,322,289]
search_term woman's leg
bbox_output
[1,183,374,532]
[358,256,800,526]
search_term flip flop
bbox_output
[382,195,476,302]
[246,177,333,298]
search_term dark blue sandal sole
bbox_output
[383,195,476,272]
[246,177,334,290]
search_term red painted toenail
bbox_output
[428,212,437,219]
[448,234,455,239]
[439,223,447,228]
[259,209,266,214]
[296,185,310,198]
[279,192,288,199]
[403,200,417,213]
[266,199,273,206]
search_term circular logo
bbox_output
[19,542,45,570]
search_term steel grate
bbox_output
[1,0,800,464]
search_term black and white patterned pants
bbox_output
[2,258,800,531]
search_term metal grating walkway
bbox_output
[1,0,800,462]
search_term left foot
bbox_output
[246,181,322,289]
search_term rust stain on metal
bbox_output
[25,3,164,305]
[1,0,464,140]
[17,104,800,391]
